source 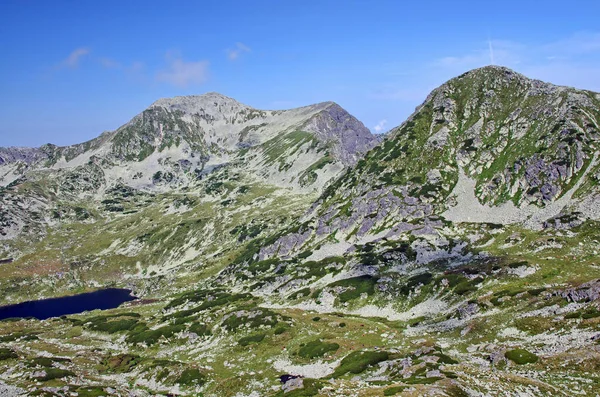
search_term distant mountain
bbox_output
[0,93,376,242]
[0,93,376,191]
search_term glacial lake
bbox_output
[0,288,137,320]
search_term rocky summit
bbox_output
[1,66,600,396]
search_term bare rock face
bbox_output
[558,280,600,302]
[0,147,46,166]
[302,103,378,166]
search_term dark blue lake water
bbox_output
[0,288,137,320]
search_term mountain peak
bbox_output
[150,92,251,114]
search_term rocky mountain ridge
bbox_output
[1,66,600,397]
[0,93,376,190]
[246,66,600,264]
[0,94,376,244]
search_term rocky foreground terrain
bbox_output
[0,66,599,396]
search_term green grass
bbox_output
[505,348,539,365]
[384,386,406,396]
[328,275,378,303]
[99,354,141,373]
[126,324,185,345]
[238,332,266,346]
[297,339,340,359]
[35,368,75,381]
[177,368,206,386]
[274,379,322,397]
[0,348,17,360]
[75,387,109,397]
[331,350,389,378]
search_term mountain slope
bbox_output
[0,95,376,303]
[1,69,600,397]
[0,93,376,191]
[0,94,376,244]
[251,66,600,262]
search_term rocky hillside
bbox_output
[0,94,376,305]
[0,93,375,191]
[251,66,600,262]
[1,67,600,397]
[0,94,375,247]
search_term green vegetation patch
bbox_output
[453,277,483,295]
[222,307,287,331]
[505,348,539,365]
[400,272,433,295]
[127,324,185,345]
[34,368,75,381]
[28,356,71,368]
[434,352,458,364]
[238,332,266,346]
[298,339,340,359]
[384,386,407,396]
[98,354,141,373]
[331,350,389,378]
[0,348,17,360]
[247,258,280,274]
[328,275,378,303]
[0,331,40,342]
[84,312,141,334]
[75,387,109,397]
[565,307,600,319]
[274,379,323,397]
[189,322,211,336]
[177,368,206,387]
[165,289,250,314]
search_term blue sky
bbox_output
[1,0,600,147]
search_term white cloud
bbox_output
[226,42,251,61]
[59,47,90,68]
[156,52,209,87]
[373,119,387,133]
[99,57,120,69]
